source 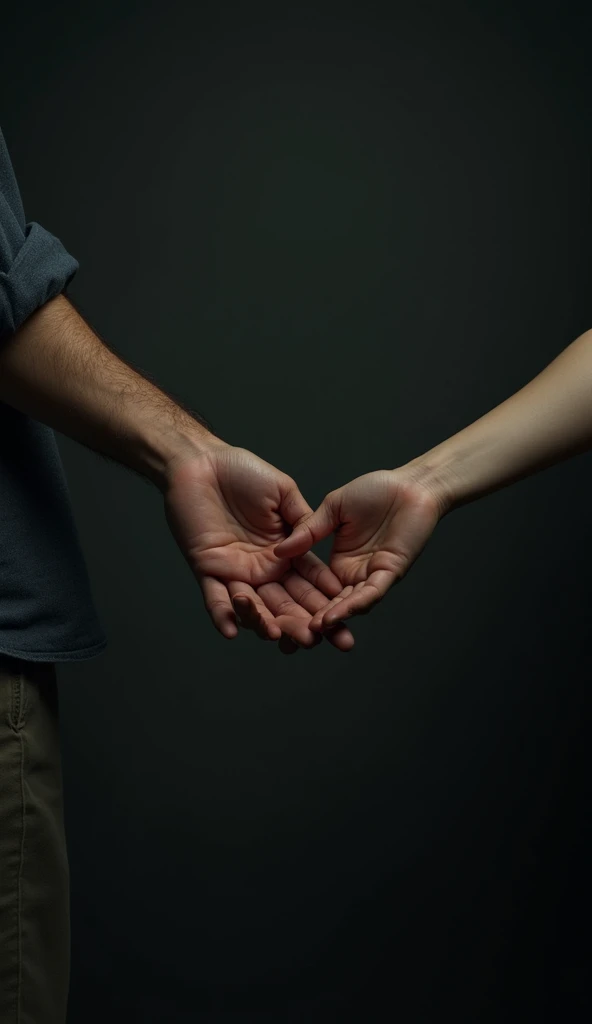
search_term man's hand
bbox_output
[0,295,352,653]
[163,442,355,653]
[273,468,446,631]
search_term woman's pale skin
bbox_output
[1,292,590,653]
[236,325,592,636]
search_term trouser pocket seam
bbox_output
[8,673,28,732]
[2,715,26,1020]
[7,675,29,733]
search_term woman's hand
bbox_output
[273,467,446,632]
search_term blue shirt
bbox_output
[0,126,107,662]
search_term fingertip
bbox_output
[294,634,315,650]
[274,529,310,558]
[324,619,355,651]
[324,612,347,629]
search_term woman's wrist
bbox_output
[400,426,530,516]
[395,449,463,518]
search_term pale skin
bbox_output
[273,326,592,632]
[1,293,591,652]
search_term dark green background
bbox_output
[3,1,592,1020]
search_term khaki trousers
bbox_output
[0,653,69,1023]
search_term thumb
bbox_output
[275,489,341,558]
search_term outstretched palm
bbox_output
[162,443,354,652]
[273,468,445,631]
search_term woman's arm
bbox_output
[408,327,592,512]
[274,328,592,629]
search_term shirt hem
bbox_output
[0,637,108,663]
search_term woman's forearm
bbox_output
[406,328,592,512]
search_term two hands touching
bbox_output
[158,324,592,653]
[3,286,589,654]
[162,440,446,654]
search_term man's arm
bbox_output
[0,293,219,490]
[0,128,219,483]
[0,129,354,652]
[0,291,356,651]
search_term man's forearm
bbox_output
[406,328,592,512]
[0,293,224,490]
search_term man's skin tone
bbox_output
[0,289,591,652]
[0,292,354,656]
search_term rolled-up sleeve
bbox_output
[0,127,79,343]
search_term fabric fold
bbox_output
[0,126,79,342]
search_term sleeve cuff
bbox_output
[0,220,79,342]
